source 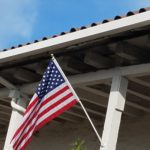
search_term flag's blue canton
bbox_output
[36,60,65,99]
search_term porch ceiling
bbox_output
[0,9,150,139]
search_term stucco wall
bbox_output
[1,114,150,150]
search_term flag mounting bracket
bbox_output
[9,90,26,114]
[0,76,30,102]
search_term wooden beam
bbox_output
[75,87,108,107]
[58,56,81,74]
[23,61,47,75]
[82,86,142,117]
[0,98,10,103]
[74,105,105,117]
[127,80,150,102]
[33,62,47,75]
[0,76,16,89]
[128,77,150,88]
[0,88,10,98]
[0,111,11,116]
[115,42,149,61]
[105,82,150,112]
[126,101,150,113]
[80,86,108,98]
[66,107,102,121]
[58,114,78,123]
[2,62,150,98]
[84,50,113,69]
[0,117,9,122]
[0,121,8,125]
[128,89,150,102]
[0,104,11,110]
[14,68,40,82]
[65,110,87,119]
[69,62,150,86]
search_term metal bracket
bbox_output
[0,76,30,102]
[9,90,20,99]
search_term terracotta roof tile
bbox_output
[1,7,150,52]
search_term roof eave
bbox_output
[0,10,150,64]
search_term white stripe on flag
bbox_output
[39,88,71,113]
[28,94,37,105]
[36,96,75,127]
[11,95,38,145]
[16,116,38,150]
[25,82,67,117]
[12,83,67,146]
[11,102,41,148]
[41,82,67,102]
[12,83,71,149]
[17,96,75,150]
[24,94,38,119]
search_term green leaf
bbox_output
[71,138,86,150]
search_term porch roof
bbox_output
[0,7,150,138]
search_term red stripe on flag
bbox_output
[16,99,77,150]
[11,96,39,142]
[38,92,73,119]
[35,99,77,131]
[14,92,73,149]
[40,86,69,107]
[24,96,39,116]
[20,100,77,150]
[13,86,68,148]
[11,85,68,145]
[14,119,36,150]
[11,59,80,150]
[13,103,41,149]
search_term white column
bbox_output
[4,90,26,150]
[100,75,128,150]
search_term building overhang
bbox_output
[0,9,150,65]
[1,8,150,139]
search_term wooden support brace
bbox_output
[116,42,150,62]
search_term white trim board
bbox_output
[0,11,150,64]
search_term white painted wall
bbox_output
[1,114,150,150]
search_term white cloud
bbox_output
[0,0,38,49]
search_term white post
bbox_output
[100,74,128,150]
[3,90,26,150]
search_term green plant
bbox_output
[71,138,86,150]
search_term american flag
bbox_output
[11,57,78,150]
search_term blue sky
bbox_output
[0,0,150,50]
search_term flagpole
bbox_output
[77,100,102,143]
[51,54,103,146]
